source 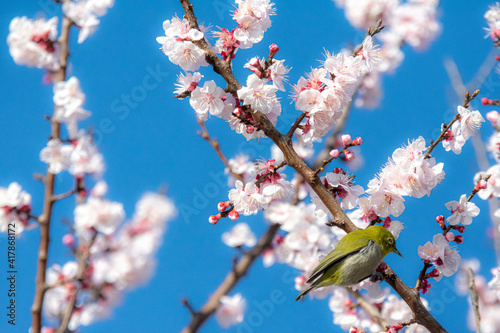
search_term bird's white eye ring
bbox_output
[387,237,394,245]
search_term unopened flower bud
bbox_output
[454,235,464,244]
[353,136,363,146]
[295,275,305,285]
[249,57,260,67]
[218,201,229,212]
[496,55,500,61]
[269,43,279,56]
[436,215,445,227]
[454,225,465,233]
[228,210,239,221]
[345,151,355,161]
[482,97,492,105]
[476,179,488,190]
[329,149,340,158]
[246,125,255,134]
[445,232,455,242]
[273,234,284,245]
[62,234,75,246]
[341,134,352,145]
[209,214,221,225]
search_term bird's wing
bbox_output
[306,237,371,284]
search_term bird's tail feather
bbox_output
[295,285,315,302]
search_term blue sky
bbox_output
[1,0,499,332]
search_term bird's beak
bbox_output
[393,247,403,258]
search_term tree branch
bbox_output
[348,289,388,330]
[180,223,281,333]
[31,15,72,333]
[468,268,481,333]
[56,232,97,333]
[197,118,243,183]
[178,1,447,332]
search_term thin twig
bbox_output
[313,101,353,168]
[31,15,73,333]
[181,298,197,317]
[56,232,97,333]
[287,111,306,139]
[197,119,243,183]
[348,289,388,330]
[468,269,481,333]
[445,55,500,266]
[180,223,281,333]
[423,90,480,159]
[415,262,433,291]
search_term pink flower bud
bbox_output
[295,275,305,285]
[249,57,261,67]
[233,107,241,116]
[482,97,492,105]
[445,232,455,242]
[218,201,229,212]
[188,81,199,91]
[329,149,340,158]
[269,43,279,55]
[246,125,255,134]
[341,134,352,145]
[345,151,355,161]
[273,234,284,245]
[454,225,465,233]
[209,214,220,225]
[436,215,445,226]
[353,136,363,146]
[477,179,488,190]
[62,234,75,246]
[454,235,464,244]
[496,56,500,61]
[228,210,239,221]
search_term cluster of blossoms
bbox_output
[43,189,177,330]
[343,295,431,333]
[5,3,177,331]
[7,2,114,71]
[40,76,104,177]
[485,3,500,41]
[224,159,294,218]
[292,36,380,145]
[62,0,115,43]
[315,136,446,224]
[455,261,500,332]
[156,16,208,72]
[7,16,60,70]
[213,0,275,60]
[441,106,485,154]
[158,1,288,141]
[333,0,440,108]
[0,183,32,233]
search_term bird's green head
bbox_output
[369,225,403,258]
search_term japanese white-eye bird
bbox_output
[295,225,402,301]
